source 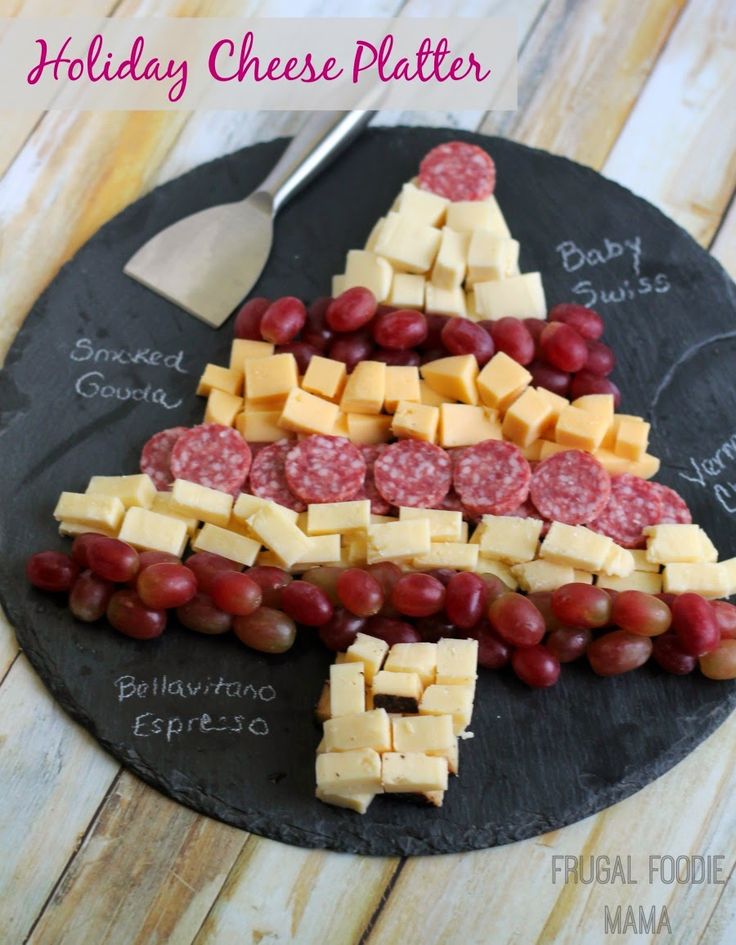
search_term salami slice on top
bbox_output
[140,426,188,491]
[285,435,366,504]
[357,444,393,515]
[589,474,663,549]
[453,440,531,517]
[248,440,305,512]
[418,141,496,202]
[169,424,252,496]
[650,483,692,525]
[530,450,610,525]
[374,440,452,509]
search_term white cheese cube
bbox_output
[323,709,392,753]
[430,227,469,289]
[512,559,576,593]
[344,632,389,685]
[381,752,448,793]
[424,283,467,318]
[644,524,714,565]
[436,638,478,685]
[412,543,479,571]
[596,572,663,594]
[232,492,299,525]
[630,549,661,573]
[388,273,425,309]
[53,492,125,532]
[473,272,546,320]
[480,515,543,565]
[662,563,727,598]
[170,479,232,528]
[384,642,438,687]
[117,507,188,557]
[192,523,260,566]
[374,212,442,274]
[445,196,510,236]
[85,474,156,510]
[540,522,615,572]
[343,250,393,302]
[315,788,376,814]
[475,556,518,589]
[316,748,382,794]
[399,507,463,542]
[150,492,199,537]
[372,670,424,713]
[294,534,341,566]
[466,232,520,286]
[419,684,474,735]
[246,504,310,568]
[307,500,371,536]
[58,521,116,539]
[600,544,636,577]
[329,662,365,717]
[392,715,454,755]
[366,519,431,564]
[395,182,449,227]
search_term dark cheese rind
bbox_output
[373,693,420,714]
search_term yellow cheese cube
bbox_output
[341,361,386,415]
[419,380,454,407]
[58,521,116,539]
[424,283,467,318]
[246,504,310,568]
[502,388,555,447]
[294,533,341,567]
[475,556,518,589]
[522,441,544,461]
[555,405,608,452]
[466,232,520,285]
[395,181,449,227]
[391,401,440,442]
[316,748,381,794]
[384,642,438,686]
[301,355,347,402]
[628,452,661,480]
[539,440,572,460]
[480,515,543,564]
[644,524,714,565]
[244,353,298,408]
[236,408,284,443]
[330,412,349,438]
[381,752,448,793]
[196,363,243,397]
[323,708,392,753]
[476,352,531,411]
[372,670,424,712]
[232,492,299,525]
[419,684,474,734]
[438,403,501,448]
[86,473,156,510]
[614,417,651,461]
[117,507,188,557]
[150,492,199,537]
[384,366,421,413]
[367,519,431,564]
[540,522,615,571]
[572,393,615,437]
[473,273,546,320]
[374,211,442,274]
[430,227,468,289]
[229,338,274,371]
[170,479,232,528]
[412,543,480,571]
[601,544,636,577]
[205,389,243,427]
[307,500,371,535]
[343,250,393,302]
[399,507,463,542]
[630,549,661,573]
[597,571,663,594]
[345,632,389,684]
[278,387,340,436]
[53,492,125,532]
[364,217,385,251]
[192,523,260,566]
[436,638,478,686]
[421,355,479,405]
[593,448,634,475]
[662,563,726,598]
[535,387,570,430]
[388,273,425,310]
[346,413,392,444]
[573,570,594,584]
[512,559,576,593]
[446,197,510,236]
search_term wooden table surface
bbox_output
[2,1,736,942]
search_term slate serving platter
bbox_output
[2,128,736,857]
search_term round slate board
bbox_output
[2,128,736,857]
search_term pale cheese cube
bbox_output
[446,197,510,236]
[419,684,474,734]
[476,352,531,411]
[374,211,442,274]
[412,543,479,572]
[346,413,392,444]
[316,748,382,794]
[430,227,468,289]
[323,709,392,753]
[86,473,156,510]
[474,273,546,320]
[307,500,371,535]
[512,559,576,593]
[315,788,376,814]
[366,519,431,564]
[53,492,125,532]
[555,405,608,452]
[540,522,615,572]
[388,273,425,310]
[279,387,340,436]
[391,401,440,442]
[466,232,520,285]
[662,563,726,598]
[329,662,365,717]
[341,361,386,415]
[436,638,478,685]
[58,521,116,539]
[381,752,448,794]
[232,492,299,525]
[236,409,284,443]
[718,558,736,597]
[597,572,663,594]
[301,356,347,402]
[392,715,454,756]
[372,671,424,713]
[502,387,555,447]
[170,479,232,528]
[345,632,389,684]
[630,549,661,573]
[475,556,518,589]
[384,642,438,687]
[384,366,421,413]
[600,544,636,578]
[150,492,199,537]
[421,355,479,405]
[424,283,467,318]
[244,354,298,408]
[230,338,273,372]
[364,217,385,251]
[246,504,310,568]
[399,507,463,542]
[117,507,188,557]
[645,524,713,565]
[438,404,502,448]
[395,182,449,227]
[700,530,719,563]
[332,274,346,296]
[192,523,260,566]
[205,389,243,427]
[573,570,594,584]
[343,250,393,302]
[295,534,342,567]
[196,363,243,397]
[480,515,543,565]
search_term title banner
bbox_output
[0,17,517,110]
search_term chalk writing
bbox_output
[554,237,671,307]
[115,673,277,702]
[132,711,269,742]
[680,431,736,515]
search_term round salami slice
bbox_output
[418,141,496,201]
[140,426,188,491]
[530,450,610,525]
[651,483,692,525]
[170,424,252,495]
[434,489,464,513]
[374,440,452,509]
[357,445,393,515]
[248,440,305,512]
[453,440,531,516]
[285,435,366,504]
[589,474,663,548]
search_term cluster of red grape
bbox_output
[27,542,736,687]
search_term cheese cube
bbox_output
[232,492,299,525]
[117,507,188,557]
[150,492,199,537]
[446,197,510,236]
[629,452,661,480]
[384,642,438,687]
[430,227,468,289]
[572,394,615,445]
[343,250,393,302]
[343,532,367,567]
[700,530,719,563]
[279,387,340,436]
[719,558,736,597]
[573,570,594,584]
[421,355,479,405]
[301,356,347,402]
[374,212,442,274]
[205,389,243,426]
[663,563,726,598]
[341,361,386,415]
[244,354,298,408]
[424,283,467,318]
[535,388,571,429]
[196,363,243,397]
[614,417,650,461]
[540,522,615,572]
[373,671,424,713]
[58,521,116,539]
[192,523,260,566]
[413,543,479,571]
[53,492,125,532]
[480,515,543,564]
[477,352,532,411]
[246,505,310,568]
[597,571,663,594]
[419,685,474,734]
[230,338,274,371]
[331,412,350,438]
[539,440,573,460]
[475,556,518,589]
[473,273,546,320]
[436,638,478,685]
[332,274,345,296]
[395,182,449,227]
[601,544,636,577]
[388,273,425,309]
[384,366,421,413]
[170,479,232,528]
[512,559,576,593]
[346,413,392,444]
[593,448,633,475]
[391,401,440,443]
[236,409,284,443]
[345,632,389,684]
[555,405,608,452]
[392,715,454,756]
[502,388,555,447]
[307,500,371,535]
[645,524,714,564]
[381,752,448,793]
[323,709,392,753]
[316,748,382,794]
[466,232,520,285]
[315,788,376,814]
[295,534,341,566]
[522,441,544,462]
[367,519,431,564]
[419,380,454,407]
[399,507,463,542]
[631,549,661,573]
[329,662,365,717]
[364,217,385,251]
[86,473,156,510]
[438,404,502,448]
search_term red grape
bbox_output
[426,568,457,587]
[107,589,166,639]
[588,630,652,675]
[652,633,697,675]
[549,303,604,341]
[611,590,671,636]
[477,573,511,604]
[569,372,621,407]
[86,537,139,583]
[234,297,270,340]
[233,607,297,653]
[137,562,197,609]
[512,645,561,687]
[522,318,547,345]
[672,593,720,656]
[302,297,334,351]
[583,340,615,376]
[318,609,366,651]
[136,550,181,571]
[364,616,421,645]
[551,583,611,629]
[281,580,333,626]
[414,614,456,643]
[468,620,511,669]
[528,360,571,397]
[245,566,292,607]
[526,591,564,632]
[444,572,487,629]
[441,318,494,366]
[176,593,232,634]
[275,342,318,374]
[391,573,445,617]
[539,322,588,372]
[371,347,421,367]
[699,640,736,680]
[69,570,115,622]
[488,592,545,647]
[545,627,592,662]
[712,600,736,639]
[490,317,535,365]
[337,568,384,617]
[260,296,307,344]
[367,562,403,615]
[372,309,427,349]
[419,347,448,365]
[328,331,374,371]
[71,533,105,569]
[185,551,241,595]
[210,571,262,616]
[656,593,677,609]
[422,313,451,350]
[26,551,79,592]
[326,287,377,332]
[303,567,345,605]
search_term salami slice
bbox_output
[651,483,692,525]
[530,450,610,525]
[357,445,393,515]
[374,440,452,509]
[285,435,366,504]
[434,489,464,513]
[170,424,252,495]
[418,142,496,201]
[453,440,531,516]
[140,426,188,491]
[248,440,305,512]
[589,474,663,548]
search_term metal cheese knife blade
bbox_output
[124,110,374,328]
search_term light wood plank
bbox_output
[710,195,736,276]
